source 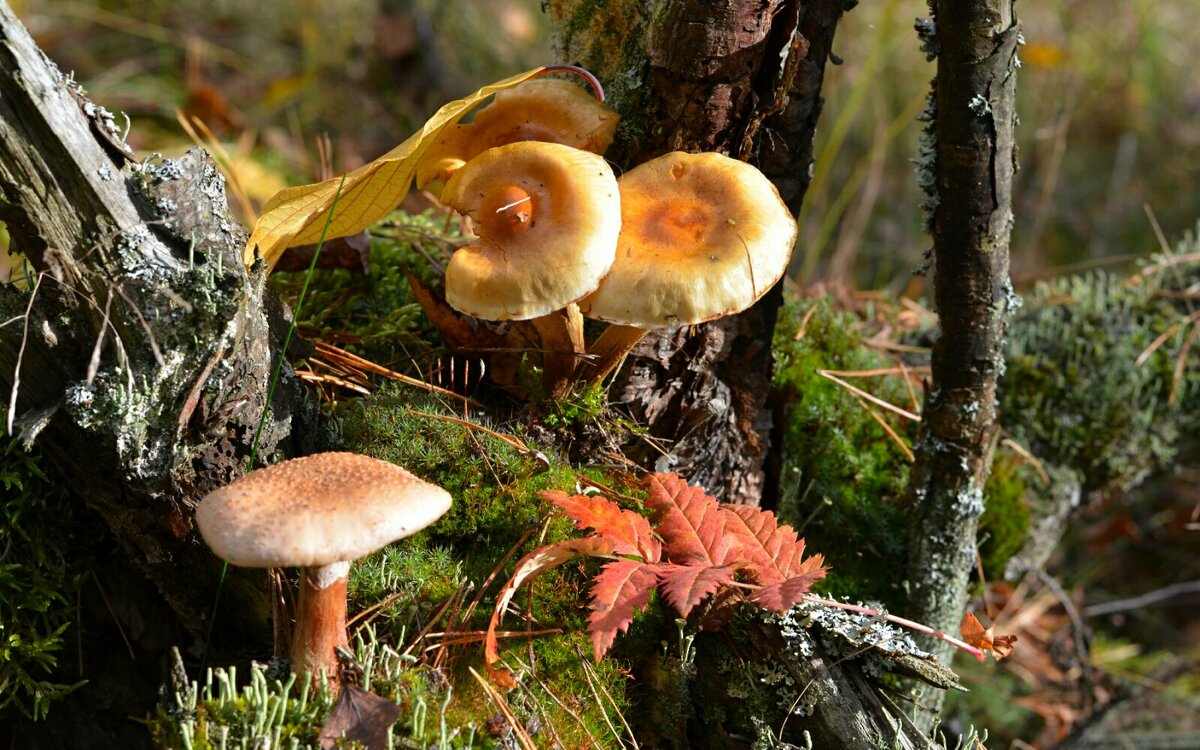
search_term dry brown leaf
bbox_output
[243,68,546,271]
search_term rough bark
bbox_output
[550,0,846,506]
[902,0,1021,716]
[0,0,305,653]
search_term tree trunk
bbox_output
[0,0,304,655]
[550,0,846,505]
[902,0,1021,722]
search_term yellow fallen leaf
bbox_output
[243,67,546,271]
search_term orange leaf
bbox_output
[244,67,545,271]
[544,490,662,562]
[587,559,662,660]
[721,504,827,612]
[485,536,615,684]
[645,473,738,567]
[960,612,1018,661]
[655,563,736,618]
[752,561,827,613]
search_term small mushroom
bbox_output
[578,151,798,382]
[439,140,621,396]
[195,452,452,685]
[416,78,619,193]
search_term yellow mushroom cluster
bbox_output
[416,74,798,394]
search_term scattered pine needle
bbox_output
[468,666,538,750]
[1170,318,1200,405]
[857,398,914,462]
[1133,309,1200,367]
[1001,437,1051,485]
[316,341,481,407]
[863,339,931,354]
[793,304,819,341]
[895,357,922,414]
[406,409,535,456]
[421,628,562,650]
[817,368,921,422]
[820,366,930,378]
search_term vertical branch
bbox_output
[904,0,1021,693]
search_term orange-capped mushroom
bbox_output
[416,78,619,192]
[579,151,797,382]
[440,140,621,395]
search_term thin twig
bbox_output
[6,271,43,436]
[802,595,986,662]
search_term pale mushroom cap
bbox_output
[440,141,621,321]
[416,79,619,190]
[578,151,797,328]
[196,452,452,568]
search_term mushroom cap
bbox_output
[416,79,619,190]
[196,452,452,568]
[578,151,797,328]
[440,141,621,321]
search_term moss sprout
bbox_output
[0,426,90,720]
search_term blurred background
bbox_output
[16,0,1200,291]
[11,1,1200,746]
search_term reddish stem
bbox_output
[802,594,986,662]
[291,562,351,687]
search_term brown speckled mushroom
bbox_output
[195,452,451,685]
[578,151,797,383]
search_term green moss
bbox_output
[978,451,1031,583]
[0,426,89,720]
[772,297,915,608]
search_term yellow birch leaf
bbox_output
[243,67,546,271]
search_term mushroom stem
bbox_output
[580,323,649,385]
[531,303,586,399]
[291,560,351,688]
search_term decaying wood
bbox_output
[551,0,848,506]
[0,2,306,648]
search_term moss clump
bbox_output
[0,429,89,720]
[978,450,1032,583]
[772,297,915,608]
[1002,240,1200,495]
[319,384,636,744]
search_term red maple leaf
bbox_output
[588,559,662,660]
[656,563,737,618]
[645,473,739,567]
[543,490,662,562]
[485,473,831,677]
[722,505,827,612]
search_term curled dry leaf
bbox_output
[544,490,662,562]
[243,67,546,272]
[484,536,616,686]
[960,611,1019,660]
